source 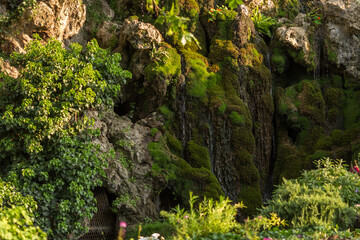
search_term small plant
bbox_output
[149,44,170,66]
[225,0,243,10]
[161,192,244,240]
[157,4,200,47]
[251,7,277,37]
[207,5,229,23]
[306,7,322,26]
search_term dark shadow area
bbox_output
[159,187,182,212]
[114,100,132,117]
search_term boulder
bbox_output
[116,19,163,51]
[0,0,86,53]
[87,109,162,224]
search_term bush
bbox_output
[0,37,131,238]
[0,179,46,240]
[161,192,244,240]
[0,206,47,240]
[262,158,360,230]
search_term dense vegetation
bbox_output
[0,37,131,238]
[127,159,360,239]
[1,0,360,239]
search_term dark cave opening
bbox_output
[78,187,117,240]
[159,187,182,212]
[114,100,133,117]
[276,57,314,88]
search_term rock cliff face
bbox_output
[0,0,86,53]
[1,0,360,233]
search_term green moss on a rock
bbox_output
[144,45,181,85]
[186,140,211,170]
[229,111,245,125]
[315,136,333,151]
[271,48,287,74]
[209,39,239,63]
[166,132,183,157]
[238,184,262,217]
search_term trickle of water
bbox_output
[208,113,215,173]
[179,82,187,148]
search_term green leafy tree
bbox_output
[0,37,131,239]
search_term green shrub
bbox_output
[251,7,276,37]
[0,37,131,238]
[0,179,46,239]
[0,206,47,240]
[262,158,360,230]
[161,192,244,240]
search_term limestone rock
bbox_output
[0,0,86,53]
[117,19,163,51]
[96,21,119,48]
[317,0,360,77]
[275,18,315,70]
[232,5,256,48]
[87,109,160,224]
[0,58,19,79]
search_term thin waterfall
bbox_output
[208,112,215,173]
[179,82,187,148]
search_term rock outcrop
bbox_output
[87,109,161,224]
[0,0,86,53]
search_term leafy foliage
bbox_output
[0,37,131,239]
[262,158,360,230]
[0,0,37,32]
[0,179,46,240]
[207,5,229,23]
[251,7,277,37]
[156,3,200,47]
[161,192,244,240]
[225,0,243,10]
[0,206,47,240]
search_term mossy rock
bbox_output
[231,126,256,154]
[165,132,183,157]
[234,149,260,184]
[144,44,181,84]
[276,0,300,19]
[271,47,287,74]
[238,43,263,67]
[324,87,344,109]
[238,184,262,217]
[297,80,325,125]
[343,90,360,129]
[331,129,356,147]
[315,136,333,151]
[186,140,211,170]
[175,159,223,201]
[186,58,211,100]
[273,137,308,184]
[209,39,239,63]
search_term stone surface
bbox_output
[232,5,256,48]
[0,0,86,53]
[116,19,163,51]
[318,0,360,77]
[0,58,19,78]
[96,21,119,48]
[87,109,161,224]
